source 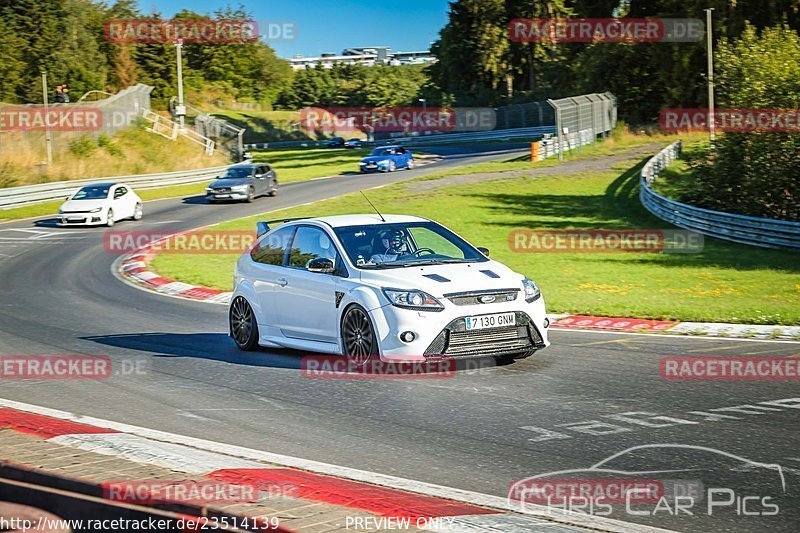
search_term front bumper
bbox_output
[56,214,105,226]
[369,297,550,362]
[207,191,249,201]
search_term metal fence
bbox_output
[548,92,617,159]
[640,141,800,249]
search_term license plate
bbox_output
[465,312,516,331]
[215,194,230,198]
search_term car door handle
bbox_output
[277,278,288,287]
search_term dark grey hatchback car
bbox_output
[206,164,278,203]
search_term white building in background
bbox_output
[288,46,436,70]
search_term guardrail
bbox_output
[0,165,231,209]
[640,141,800,249]
[246,126,557,151]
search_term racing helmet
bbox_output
[378,229,407,253]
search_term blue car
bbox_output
[359,146,415,173]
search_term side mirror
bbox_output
[307,257,335,274]
[477,246,490,257]
[256,222,270,237]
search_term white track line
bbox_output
[0,398,673,533]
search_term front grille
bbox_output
[63,218,87,223]
[424,312,544,358]
[445,289,519,306]
[213,188,232,193]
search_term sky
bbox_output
[135,0,452,57]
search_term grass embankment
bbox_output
[0,128,228,188]
[151,133,800,325]
[210,109,304,143]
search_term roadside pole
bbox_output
[40,71,53,165]
[705,8,716,144]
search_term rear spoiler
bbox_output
[256,217,312,237]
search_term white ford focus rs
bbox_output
[229,215,549,364]
[57,182,143,227]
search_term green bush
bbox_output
[67,136,98,158]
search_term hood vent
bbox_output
[480,270,500,279]
[423,274,450,283]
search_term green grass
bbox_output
[650,140,709,200]
[256,148,371,183]
[151,140,800,325]
[210,110,304,143]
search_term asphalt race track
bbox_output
[1,146,798,532]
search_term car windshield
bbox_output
[333,221,487,269]
[370,147,395,157]
[221,168,254,179]
[72,185,110,200]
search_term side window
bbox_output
[251,226,295,266]
[288,226,339,269]
[262,165,271,173]
[114,187,127,199]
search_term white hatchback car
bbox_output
[57,182,143,227]
[230,215,549,363]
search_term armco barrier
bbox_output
[0,166,231,209]
[640,141,800,249]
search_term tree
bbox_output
[686,25,800,220]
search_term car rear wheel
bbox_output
[106,209,114,227]
[341,305,377,367]
[230,296,259,351]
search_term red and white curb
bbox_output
[550,315,800,341]
[0,399,673,533]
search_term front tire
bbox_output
[341,305,377,367]
[106,209,114,227]
[268,181,277,197]
[388,161,396,172]
[230,296,259,351]
[245,187,255,203]
[133,203,143,220]
[406,159,415,170]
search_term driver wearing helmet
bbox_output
[369,229,410,264]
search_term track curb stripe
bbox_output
[0,408,119,438]
[0,403,675,532]
[208,468,500,520]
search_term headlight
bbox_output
[205,187,213,192]
[379,159,390,165]
[58,208,64,214]
[522,278,541,303]
[382,288,444,311]
[89,207,102,213]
